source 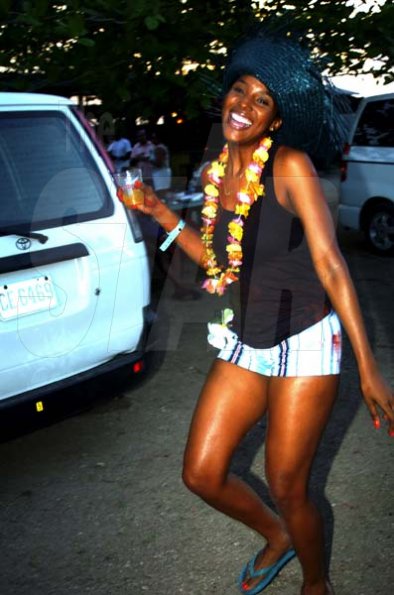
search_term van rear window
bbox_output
[353,99,394,147]
[0,110,112,230]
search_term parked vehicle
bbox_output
[338,92,394,255]
[0,93,155,414]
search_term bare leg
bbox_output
[264,375,339,595]
[183,360,291,550]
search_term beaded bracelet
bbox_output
[159,219,186,252]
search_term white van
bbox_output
[0,93,153,413]
[338,92,394,254]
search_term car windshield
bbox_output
[0,110,111,230]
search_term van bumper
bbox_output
[0,349,146,413]
[0,304,158,416]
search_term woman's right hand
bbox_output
[124,181,167,220]
[122,180,205,267]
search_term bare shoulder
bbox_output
[275,145,318,178]
[272,146,322,213]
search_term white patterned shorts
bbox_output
[210,310,342,377]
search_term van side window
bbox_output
[353,99,394,147]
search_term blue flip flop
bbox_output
[238,548,296,594]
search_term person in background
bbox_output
[150,131,172,200]
[107,131,132,172]
[129,128,155,185]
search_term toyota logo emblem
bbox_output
[16,237,31,251]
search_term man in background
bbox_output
[129,128,154,185]
[107,131,132,172]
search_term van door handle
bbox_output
[0,243,90,274]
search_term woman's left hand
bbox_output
[360,367,394,437]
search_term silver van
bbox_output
[0,93,153,413]
[339,92,394,254]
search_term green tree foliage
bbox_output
[0,0,392,123]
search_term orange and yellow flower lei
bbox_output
[200,136,273,295]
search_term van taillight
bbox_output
[340,159,347,182]
[132,360,144,374]
[340,143,350,182]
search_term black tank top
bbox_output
[213,145,331,348]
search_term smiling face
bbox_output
[222,75,282,146]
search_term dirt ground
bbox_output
[0,176,393,595]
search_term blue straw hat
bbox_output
[223,32,345,162]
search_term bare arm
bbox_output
[276,146,394,435]
[128,172,208,267]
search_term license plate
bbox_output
[0,275,58,321]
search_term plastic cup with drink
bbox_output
[114,168,144,209]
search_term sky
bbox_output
[331,71,394,97]
[330,0,392,95]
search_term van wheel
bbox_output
[365,204,394,255]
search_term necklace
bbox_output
[222,177,231,196]
[222,172,243,196]
[222,170,243,197]
[200,136,273,295]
